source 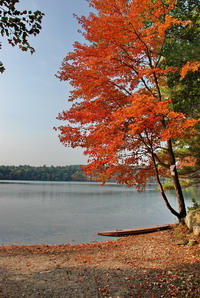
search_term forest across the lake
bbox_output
[0,165,157,183]
[0,165,91,182]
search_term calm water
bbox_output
[0,181,199,245]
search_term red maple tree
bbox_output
[56,0,199,222]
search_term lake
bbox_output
[0,181,199,245]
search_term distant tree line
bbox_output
[0,165,92,181]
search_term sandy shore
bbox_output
[0,227,199,297]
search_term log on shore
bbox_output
[98,224,174,237]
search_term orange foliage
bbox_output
[56,0,198,189]
[177,156,197,169]
[180,61,200,80]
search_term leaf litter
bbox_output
[0,228,199,297]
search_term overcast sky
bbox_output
[0,0,94,166]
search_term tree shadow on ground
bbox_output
[1,261,199,297]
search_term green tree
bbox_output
[162,0,200,116]
[162,0,200,186]
[0,0,44,72]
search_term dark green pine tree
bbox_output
[161,0,200,187]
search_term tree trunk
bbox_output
[151,150,181,220]
[167,140,187,223]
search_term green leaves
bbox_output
[0,0,44,72]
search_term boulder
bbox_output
[185,208,200,236]
[193,226,200,237]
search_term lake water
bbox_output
[0,181,199,245]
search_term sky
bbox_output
[0,0,93,167]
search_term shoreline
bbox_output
[1,229,199,297]
[0,223,174,249]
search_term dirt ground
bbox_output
[0,227,199,297]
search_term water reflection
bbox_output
[0,181,198,245]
